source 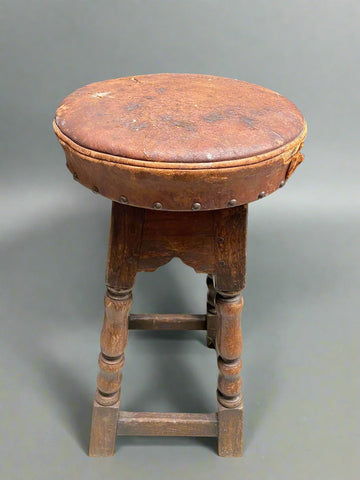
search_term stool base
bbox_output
[89,314,243,457]
[90,406,242,457]
[89,202,247,457]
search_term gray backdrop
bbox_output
[1,1,359,479]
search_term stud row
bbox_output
[72,171,286,209]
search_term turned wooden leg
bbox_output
[206,275,217,348]
[89,202,143,457]
[215,290,244,456]
[89,288,132,456]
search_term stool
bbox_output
[53,73,307,457]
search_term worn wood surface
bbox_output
[53,74,306,211]
[89,399,120,457]
[106,201,144,291]
[214,286,244,455]
[138,208,215,272]
[217,402,243,457]
[89,293,130,455]
[216,293,243,408]
[117,412,218,437]
[213,206,246,455]
[89,203,137,455]
[94,291,131,407]
[133,203,248,275]
[213,205,247,292]
[88,201,248,456]
[129,313,206,330]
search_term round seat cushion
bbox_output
[54,74,306,211]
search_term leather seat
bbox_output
[53,73,306,211]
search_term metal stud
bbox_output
[258,191,266,199]
[279,180,286,188]
[192,202,201,211]
[228,198,237,207]
[73,172,79,181]
[91,186,99,194]
[153,202,162,210]
[120,195,128,204]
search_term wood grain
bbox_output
[106,201,144,291]
[213,205,247,293]
[94,291,131,406]
[217,402,243,457]
[137,208,215,273]
[90,203,135,455]
[129,313,206,330]
[117,412,218,437]
[89,399,120,457]
[213,205,246,455]
[89,199,249,456]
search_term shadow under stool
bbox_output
[53,73,307,457]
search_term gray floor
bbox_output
[1,144,359,479]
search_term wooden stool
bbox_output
[53,74,307,457]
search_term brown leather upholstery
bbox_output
[54,74,306,211]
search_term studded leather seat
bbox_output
[54,73,306,211]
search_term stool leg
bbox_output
[212,204,247,456]
[215,290,244,457]
[89,202,144,457]
[89,289,132,456]
[206,275,217,348]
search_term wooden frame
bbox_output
[89,201,247,457]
